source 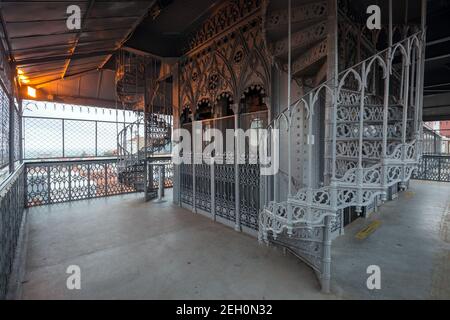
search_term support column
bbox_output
[18,98,23,163]
[417,0,427,156]
[400,46,411,190]
[381,0,393,201]
[172,63,181,205]
[232,103,241,231]
[356,62,367,215]
[143,66,149,201]
[8,89,15,173]
[321,215,332,293]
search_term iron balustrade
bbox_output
[0,165,25,299]
[25,158,173,207]
[413,155,450,182]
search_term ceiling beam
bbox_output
[426,53,450,63]
[35,68,100,88]
[62,0,96,79]
[15,50,114,66]
[9,27,129,40]
[98,0,157,69]
[425,82,450,89]
[427,36,450,46]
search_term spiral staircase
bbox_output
[115,50,172,192]
[117,114,171,192]
[259,0,426,293]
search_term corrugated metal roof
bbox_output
[0,0,155,87]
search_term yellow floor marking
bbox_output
[405,191,415,199]
[355,220,382,240]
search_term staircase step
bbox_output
[266,1,328,30]
[271,21,327,57]
[287,39,328,76]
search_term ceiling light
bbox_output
[27,86,36,98]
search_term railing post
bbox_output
[62,119,65,158]
[211,159,216,221]
[47,164,51,205]
[158,165,164,200]
[95,121,98,157]
[68,163,72,201]
[104,162,108,197]
[87,163,91,198]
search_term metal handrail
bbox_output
[267,31,423,130]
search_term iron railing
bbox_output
[23,116,139,160]
[24,158,173,207]
[178,111,268,232]
[0,165,25,299]
[413,155,450,182]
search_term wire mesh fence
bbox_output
[422,126,450,155]
[23,116,133,160]
[0,84,10,169]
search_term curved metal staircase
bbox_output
[259,27,426,293]
[117,114,171,191]
[114,50,172,193]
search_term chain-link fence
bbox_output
[422,127,450,155]
[23,116,135,160]
[0,84,10,170]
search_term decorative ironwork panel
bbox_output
[272,227,324,272]
[180,163,193,205]
[239,164,260,230]
[25,159,138,207]
[214,164,235,222]
[0,166,25,299]
[413,155,450,182]
[151,161,173,189]
[195,164,211,212]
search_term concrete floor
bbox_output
[20,181,450,300]
[331,180,450,299]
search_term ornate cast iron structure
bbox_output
[173,0,427,293]
[115,50,173,199]
[177,0,269,234]
[259,0,427,293]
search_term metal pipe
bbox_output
[287,0,292,198]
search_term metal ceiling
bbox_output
[0,0,448,119]
[124,0,221,57]
[0,0,156,87]
[423,0,450,121]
